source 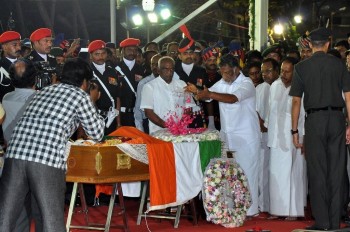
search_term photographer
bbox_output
[0,58,105,232]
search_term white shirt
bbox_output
[93,62,106,75]
[140,77,188,134]
[181,63,194,76]
[123,57,135,71]
[266,78,305,149]
[256,81,270,122]
[209,72,260,150]
[37,52,48,62]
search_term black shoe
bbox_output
[305,224,329,231]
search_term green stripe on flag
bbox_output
[198,140,221,173]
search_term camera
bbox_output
[34,61,56,90]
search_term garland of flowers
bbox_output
[249,0,255,50]
[202,159,251,228]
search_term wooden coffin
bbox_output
[66,145,149,184]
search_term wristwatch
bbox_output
[291,129,298,135]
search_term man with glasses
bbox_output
[255,58,279,215]
[166,42,179,61]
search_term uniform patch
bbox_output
[108,77,118,86]
[135,74,142,82]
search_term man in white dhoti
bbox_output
[187,54,261,217]
[266,57,306,219]
[256,58,280,213]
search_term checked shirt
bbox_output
[6,83,105,170]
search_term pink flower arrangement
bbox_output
[164,106,206,135]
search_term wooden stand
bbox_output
[65,145,149,232]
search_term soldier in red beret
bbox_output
[117,38,145,126]
[0,31,21,101]
[88,40,121,135]
[27,28,57,68]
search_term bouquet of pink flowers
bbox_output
[164,106,206,135]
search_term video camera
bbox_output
[34,61,57,90]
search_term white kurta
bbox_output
[140,76,188,134]
[266,78,306,217]
[255,82,271,212]
[209,73,261,216]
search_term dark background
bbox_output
[1,0,350,49]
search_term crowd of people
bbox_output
[0,25,350,231]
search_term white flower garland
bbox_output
[202,158,251,227]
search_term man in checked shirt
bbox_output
[0,58,105,232]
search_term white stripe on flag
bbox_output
[173,142,203,204]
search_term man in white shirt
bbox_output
[266,57,306,219]
[256,58,280,214]
[141,56,191,134]
[190,54,261,217]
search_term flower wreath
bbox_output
[202,158,252,228]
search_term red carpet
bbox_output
[30,198,350,231]
[63,199,313,232]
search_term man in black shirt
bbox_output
[290,27,350,231]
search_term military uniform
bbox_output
[0,58,15,101]
[92,65,120,135]
[117,61,144,126]
[289,28,350,230]
[26,50,57,68]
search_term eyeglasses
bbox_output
[161,67,174,72]
[248,71,261,76]
[168,51,178,55]
[261,69,274,75]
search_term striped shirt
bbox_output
[6,83,105,170]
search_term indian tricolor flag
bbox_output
[109,127,221,211]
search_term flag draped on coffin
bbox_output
[109,126,221,211]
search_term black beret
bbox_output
[178,37,195,53]
[309,27,331,41]
[50,47,64,57]
[262,44,281,57]
[106,42,116,49]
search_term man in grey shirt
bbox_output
[2,59,36,144]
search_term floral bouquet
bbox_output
[164,105,206,136]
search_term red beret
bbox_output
[119,38,140,48]
[88,40,106,53]
[30,28,52,42]
[0,31,21,44]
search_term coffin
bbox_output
[66,145,149,184]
